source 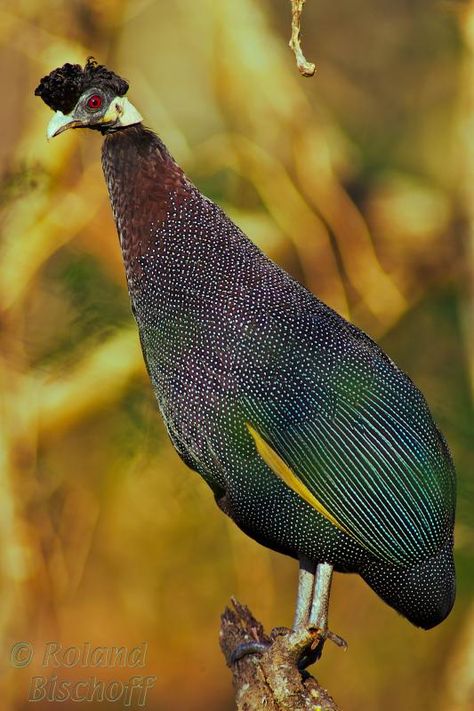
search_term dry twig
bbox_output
[289,0,316,77]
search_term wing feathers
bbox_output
[245,392,452,566]
[246,422,348,534]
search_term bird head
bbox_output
[35,58,143,140]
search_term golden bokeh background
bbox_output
[0,0,473,709]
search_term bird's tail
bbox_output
[360,536,455,629]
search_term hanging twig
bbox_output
[289,0,316,77]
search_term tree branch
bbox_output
[289,0,316,77]
[220,598,339,710]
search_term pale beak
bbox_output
[46,97,143,140]
[47,111,82,140]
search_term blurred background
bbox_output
[0,0,473,709]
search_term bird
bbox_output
[35,58,456,661]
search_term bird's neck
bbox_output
[100,124,262,337]
[101,124,192,281]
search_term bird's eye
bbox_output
[87,94,103,111]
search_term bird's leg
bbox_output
[308,562,333,631]
[231,555,315,664]
[230,559,347,668]
[308,563,347,651]
[287,556,322,669]
[296,561,333,666]
[289,562,348,669]
[293,555,315,629]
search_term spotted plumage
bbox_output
[36,61,456,636]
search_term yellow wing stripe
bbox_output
[246,422,348,534]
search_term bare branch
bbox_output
[220,598,340,710]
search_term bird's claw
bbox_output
[229,640,270,664]
[229,624,347,669]
[325,628,348,649]
[294,626,348,669]
[306,625,347,649]
[270,625,291,639]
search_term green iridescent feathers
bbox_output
[244,347,455,568]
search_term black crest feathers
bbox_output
[35,58,129,114]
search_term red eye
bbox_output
[87,94,102,110]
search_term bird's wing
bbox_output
[243,345,455,567]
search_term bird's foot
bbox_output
[229,640,270,664]
[229,623,347,669]
[290,625,348,670]
[324,629,348,650]
[229,625,292,664]
[221,600,341,709]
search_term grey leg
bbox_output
[308,562,333,632]
[231,556,316,665]
[308,562,347,650]
[230,559,345,668]
[293,555,315,629]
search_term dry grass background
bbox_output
[0,0,473,709]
